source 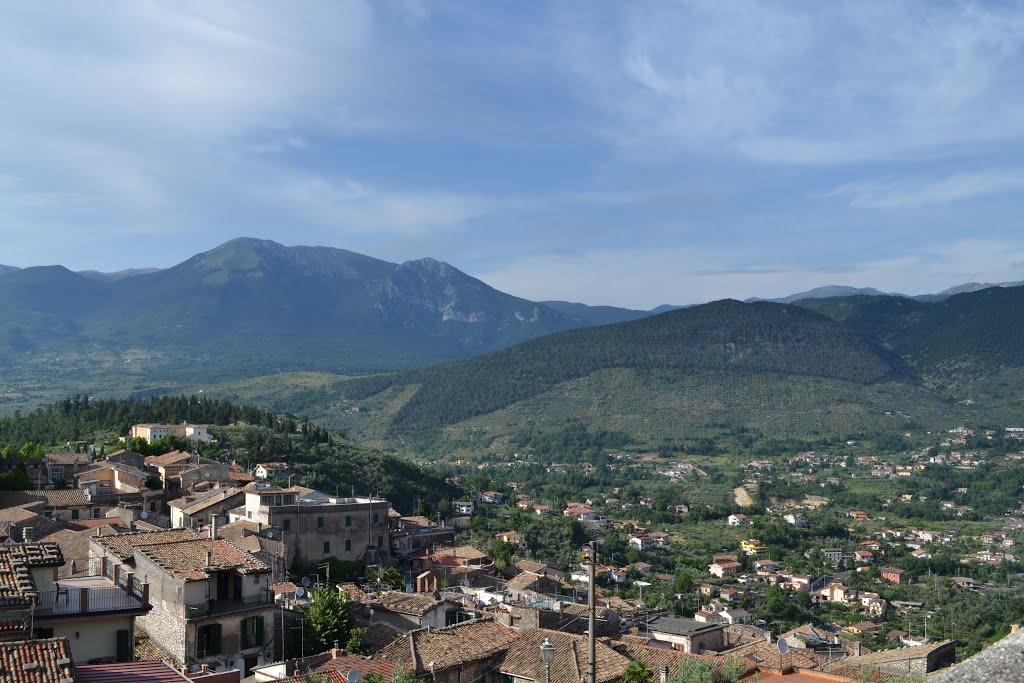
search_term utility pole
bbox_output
[587,541,597,683]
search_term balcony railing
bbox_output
[34,586,146,617]
[185,591,273,619]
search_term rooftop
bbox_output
[646,616,725,637]
[137,537,270,581]
[92,528,201,562]
[378,618,517,673]
[0,637,75,683]
[0,544,65,608]
[495,628,630,683]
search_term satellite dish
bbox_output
[347,671,360,683]
[204,472,211,478]
[406,584,414,594]
[302,576,311,588]
[266,530,273,538]
[140,511,148,519]
[295,587,305,598]
[778,639,789,655]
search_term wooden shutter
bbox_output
[211,623,222,656]
[255,616,264,646]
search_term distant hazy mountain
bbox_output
[76,267,162,281]
[0,265,20,276]
[749,281,1024,304]
[746,285,895,303]
[0,238,618,376]
[541,301,648,326]
[649,304,688,314]
[913,280,1024,302]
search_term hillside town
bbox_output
[4,420,1023,682]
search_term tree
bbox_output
[491,539,516,569]
[303,587,355,653]
[622,660,654,683]
[669,656,747,683]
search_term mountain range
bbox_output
[212,284,1024,451]
[0,238,634,377]
[2,237,1024,449]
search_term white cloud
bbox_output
[823,171,1024,208]
[561,1,1024,164]
[475,240,1024,310]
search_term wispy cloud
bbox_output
[823,171,1024,208]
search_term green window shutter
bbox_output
[255,616,264,646]
[240,618,249,649]
[197,627,207,658]
[211,623,222,656]
[116,629,131,662]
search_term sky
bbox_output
[2,1,1024,309]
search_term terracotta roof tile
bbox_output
[65,518,127,531]
[317,653,396,679]
[31,490,87,508]
[144,451,193,468]
[0,637,75,683]
[137,538,270,581]
[0,544,65,608]
[496,629,630,683]
[375,591,448,616]
[434,545,490,561]
[92,528,201,562]
[44,453,91,466]
[378,618,517,673]
[614,641,755,678]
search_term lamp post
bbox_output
[540,637,556,683]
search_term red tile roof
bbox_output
[0,544,65,608]
[378,618,517,673]
[137,538,270,581]
[92,529,202,561]
[316,652,396,679]
[0,637,75,683]
[496,629,630,683]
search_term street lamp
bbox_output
[540,637,556,683]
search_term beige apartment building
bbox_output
[90,528,275,676]
[228,485,391,566]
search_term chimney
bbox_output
[854,642,862,657]
[210,516,218,540]
[205,551,212,568]
[765,632,773,644]
[22,527,32,543]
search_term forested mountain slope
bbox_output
[339,299,906,434]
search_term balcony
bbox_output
[35,577,147,618]
[185,591,274,620]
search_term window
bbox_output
[377,535,384,549]
[323,541,331,554]
[373,512,379,524]
[345,515,352,527]
[92,507,101,519]
[197,624,221,658]
[344,539,351,552]
[149,502,156,512]
[34,628,54,639]
[317,516,324,529]
[241,616,264,649]
[50,466,64,482]
[71,509,80,520]
[282,519,291,532]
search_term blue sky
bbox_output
[2,1,1024,308]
